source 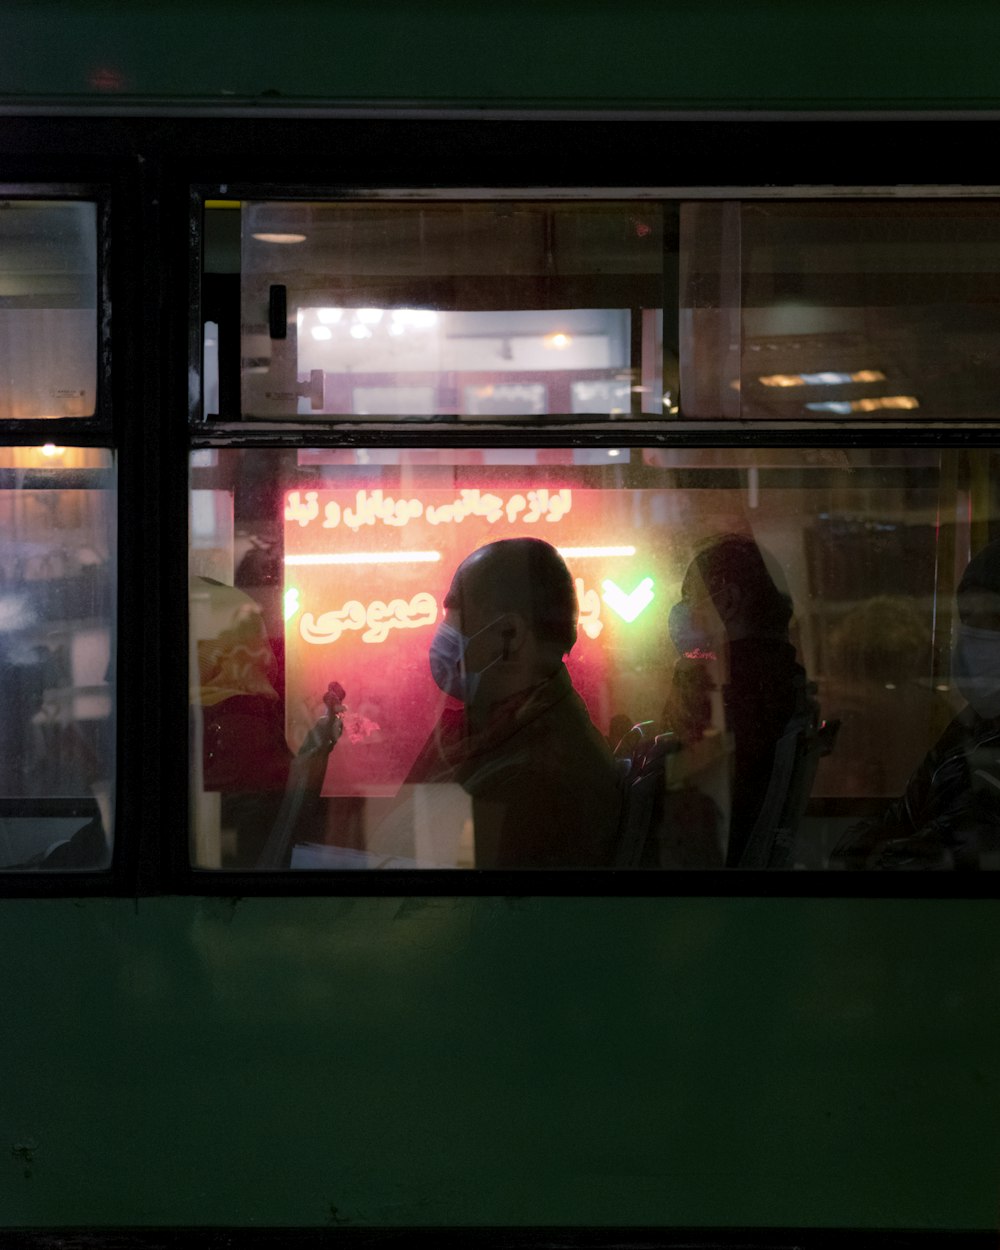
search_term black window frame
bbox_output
[0,175,134,897]
[3,114,1000,900]
[179,157,1000,900]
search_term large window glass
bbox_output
[0,446,115,870]
[680,200,1000,421]
[226,200,668,421]
[188,445,995,871]
[0,201,98,420]
[212,196,1000,426]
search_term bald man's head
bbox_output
[447,538,578,657]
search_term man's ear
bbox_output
[499,613,529,660]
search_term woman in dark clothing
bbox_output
[662,533,814,868]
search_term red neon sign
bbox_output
[283,487,660,797]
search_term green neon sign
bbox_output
[601,576,655,623]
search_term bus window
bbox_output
[0,447,115,870]
[0,201,98,421]
[188,445,998,871]
[230,200,669,422]
[680,199,1000,421]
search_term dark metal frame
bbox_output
[2,1228,996,1249]
[2,116,1000,902]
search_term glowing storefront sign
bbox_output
[284,487,663,798]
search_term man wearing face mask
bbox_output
[407,537,622,869]
[831,537,1000,870]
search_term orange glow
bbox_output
[544,332,572,350]
[284,487,651,798]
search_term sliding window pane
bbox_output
[235,201,670,421]
[681,200,1000,421]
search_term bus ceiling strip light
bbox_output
[805,396,919,414]
[758,370,887,387]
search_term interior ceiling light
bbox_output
[544,333,572,350]
[252,232,306,244]
[759,369,887,388]
[806,396,919,414]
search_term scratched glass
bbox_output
[189,446,1000,871]
[0,201,98,420]
[0,448,115,871]
[227,201,668,421]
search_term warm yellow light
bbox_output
[545,333,572,350]
[40,444,65,458]
[252,232,306,244]
[759,374,803,388]
[760,369,887,388]
[854,395,919,412]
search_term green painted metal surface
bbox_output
[3,1,1000,109]
[2,895,999,1226]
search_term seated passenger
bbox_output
[662,533,814,868]
[407,538,622,868]
[832,539,1000,870]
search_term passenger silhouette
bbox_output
[406,537,622,868]
[832,538,1000,869]
[662,534,813,868]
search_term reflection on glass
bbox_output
[188,445,1000,871]
[680,200,1000,420]
[0,447,115,870]
[0,201,98,419]
[238,202,667,420]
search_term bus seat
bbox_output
[613,726,681,869]
[737,695,841,870]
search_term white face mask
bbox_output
[953,623,1000,718]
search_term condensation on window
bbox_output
[0,446,115,870]
[188,445,1000,872]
